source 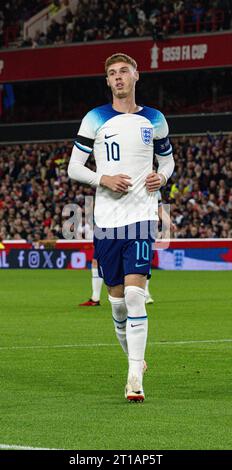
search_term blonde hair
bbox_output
[105,53,137,74]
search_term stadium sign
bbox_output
[151,43,208,68]
[0,32,231,82]
[0,249,87,269]
[1,240,232,270]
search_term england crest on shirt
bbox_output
[141,127,153,145]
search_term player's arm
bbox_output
[68,112,132,192]
[157,192,176,237]
[146,112,175,192]
[68,146,132,192]
[68,110,101,186]
[158,204,176,233]
[68,143,131,191]
[155,134,175,187]
[68,133,102,186]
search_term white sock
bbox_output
[108,295,128,355]
[125,286,148,386]
[145,279,150,297]
[91,267,103,302]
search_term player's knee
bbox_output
[107,284,124,298]
[124,286,146,318]
[108,295,127,324]
[92,258,98,269]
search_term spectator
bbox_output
[192,1,205,23]
[0,11,4,48]
[0,134,231,241]
[49,0,61,16]
[1,0,231,49]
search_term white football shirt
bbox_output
[72,104,173,228]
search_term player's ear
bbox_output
[106,76,110,87]
[134,70,139,82]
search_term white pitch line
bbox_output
[0,338,232,352]
[155,338,232,345]
[0,444,62,450]
[0,343,117,351]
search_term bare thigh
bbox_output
[107,274,146,297]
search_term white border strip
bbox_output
[3,238,232,244]
[0,444,62,450]
[0,339,232,352]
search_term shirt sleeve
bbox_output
[153,111,175,183]
[153,111,172,157]
[68,110,102,187]
[73,110,96,154]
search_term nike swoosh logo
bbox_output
[135,262,149,268]
[105,134,118,139]
[131,323,143,328]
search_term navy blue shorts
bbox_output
[93,221,156,286]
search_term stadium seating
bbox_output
[1,0,231,49]
[0,0,49,47]
[0,134,231,241]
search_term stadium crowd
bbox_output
[0,134,231,241]
[0,0,50,47]
[1,0,231,48]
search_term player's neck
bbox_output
[112,96,140,114]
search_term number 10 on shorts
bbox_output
[135,240,149,261]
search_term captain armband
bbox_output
[154,136,172,157]
[74,135,94,154]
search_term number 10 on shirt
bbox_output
[105,141,120,161]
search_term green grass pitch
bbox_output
[0,270,232,450]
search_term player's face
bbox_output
[106,62,139,99]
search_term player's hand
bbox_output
[100,174,132,193]
[170,222,177,233]
[145,172,165,192]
